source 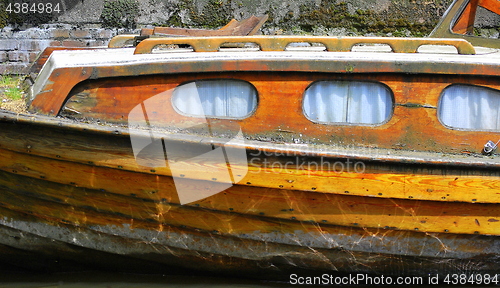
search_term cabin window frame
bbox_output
[438,83,500,132]
[171,79,259,120]
[301,80,394,126]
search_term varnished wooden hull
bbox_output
[1,110,500,279]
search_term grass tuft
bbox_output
[1,75,27,112]
[1,75,24,100]
[4,87,22,100]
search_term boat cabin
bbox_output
[27,34,500,160]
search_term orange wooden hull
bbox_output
[1,110,499,278]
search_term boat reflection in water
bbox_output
[1,0,500,282]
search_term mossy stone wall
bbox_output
[2,0,454,36]
[135,0,453,36]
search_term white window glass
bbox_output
[172,79,257,119]
[439,84,500,131]
[303,81,393,125]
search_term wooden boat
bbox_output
[2,0,500,281]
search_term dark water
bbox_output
[0,271,287,288]
[0,271,497,288]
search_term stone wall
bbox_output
[0,0,456,75]
[53,0,452,30]
[0,25,138,74]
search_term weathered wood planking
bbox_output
[1,112,500,206]
[2,139,500,235]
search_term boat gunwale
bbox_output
[1,109,499,169]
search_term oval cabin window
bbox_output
[303,81,393,125]
[172,79,257,119]
[438,84,500,131]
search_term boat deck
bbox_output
[34,40,500,73]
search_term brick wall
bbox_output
[0,24,138,75]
